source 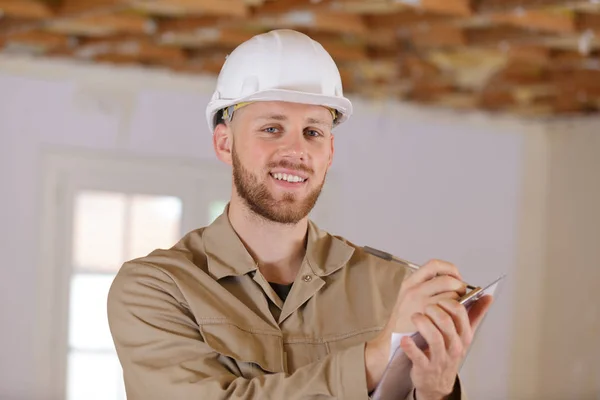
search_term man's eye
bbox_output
[264,127,279,133]
[306,129,321,137]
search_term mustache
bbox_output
[267,159,313,175]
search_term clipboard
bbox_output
[370,275,506,400]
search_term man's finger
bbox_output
[412,312,446,364]
[400,335,429,368]
[406,259,463,285]
[424,304,462,357]
[438,299,472,349]
[420,275,467,298]
[429,291,460,305]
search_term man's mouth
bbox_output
[270,172,307,183]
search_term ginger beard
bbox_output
[232,144,325,224]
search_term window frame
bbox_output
[34,150,232,399]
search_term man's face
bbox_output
[217,101,335,224]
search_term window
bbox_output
[66,191,183,400]
[38,152,234,400]
[209,200,228,224]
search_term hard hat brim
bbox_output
[206,88,353,132]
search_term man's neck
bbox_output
[227,198,308,285]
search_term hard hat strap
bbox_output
[222,102,338,125]
[222,102,253,123]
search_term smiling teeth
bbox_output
[271,173,306,183]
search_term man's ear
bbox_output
[328,133,335,167]
[213,123,233,166]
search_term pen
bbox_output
[363,246,477,291]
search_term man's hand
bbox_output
[365,260,468,391]
[403,293,494,400]
[388,260,468,334]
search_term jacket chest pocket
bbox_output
[200,323,285,377]
[283,341,329,372]
[325,328,381,356]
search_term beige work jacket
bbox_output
[107,210,466,399]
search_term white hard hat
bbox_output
[205,29,353,132]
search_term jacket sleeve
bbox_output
[401,376,467,400]
[107,262,372,400]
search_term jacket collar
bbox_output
[304,219,355,277]
[203,205,355,280]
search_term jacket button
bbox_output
[302,275,312,282]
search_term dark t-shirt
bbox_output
[269,282,293,302]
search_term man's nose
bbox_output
[279,130,307,160]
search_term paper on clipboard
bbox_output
[370,275,505,400]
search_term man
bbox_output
[107,29,493,399]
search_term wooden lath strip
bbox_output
[77,13,152,34]
[364,9,451,32]
[159,27,260,48]
[418,0,475,17]
[325,0,407,15]
[77,33,148,47]
[476,0,587,13]
[0,0,53,19]
[508,45,552,63]
[2,30,73,50]
[129,0,249,18]
[387,0,475,16]
[406,24,554,50]
[0,17,37,35]
[47,13,154,36]
[157,15,239,34]
[352,59,400,82]
[251,0,317,15]
[82,36,188,63]
[465,25,552,47]
[400,55,442,79]
[505,46,600,69]
[363,28,400,49]
[252,0,404,16]
[133,40,187,63]
[408,78,457,102]
[205,27,259,47]
[550,49,600,69]
[478,86,516,110]
[410,25,467,48]
[315,36,368,62]
[577,12,600,35]
[251,9,367,36]
[312,11,368,36]
[366,45,404,61]
[489,60,548,86]
[58,0,128,16]
[551,68,600,91]
[488,8,578,34]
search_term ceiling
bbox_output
[1,0,600,117]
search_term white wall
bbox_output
[0,55,548,400]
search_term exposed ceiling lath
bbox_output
[1,0,600,117]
